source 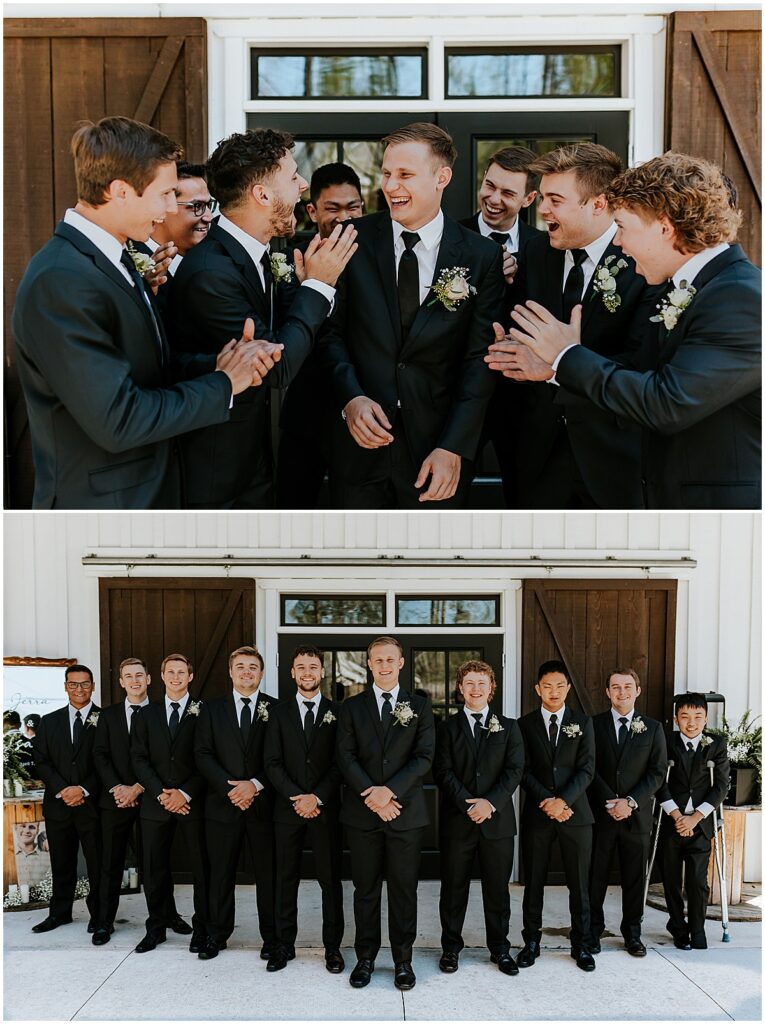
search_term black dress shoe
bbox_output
[491,952,519,976]
[325,950,345,973]
[87,921,97,934]
[626,939,647,957]
[439,951,459,973]
[589,940,602,954]
[394,961,416,990]
[690,938,708,950]
[189,930,206,953]
[267,949,291,972]
[92,927,112,946]
[170,915,193,935]
[260,943,276,960]
[349,959,375,988]
[571,949,596,971]
[135,932,166,953]
[198,938,227,960]
[516,941,540,968]
[673,937,692,950]
[32,916,72,934]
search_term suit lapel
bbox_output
[373,215,404,350]
[211,223,269,313]
[363,687,386,747]
[543,244,566,320]
[403,216,463,350]
[288,696,307,748]
[581,241,620,335]
[457,709,478,768]
[533,708,554,762]
[225,693,245,750]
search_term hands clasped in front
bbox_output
[539,796,573,822]
[361,784,402,822]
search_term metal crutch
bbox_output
[643,759,674,910]
[707,759,731,942]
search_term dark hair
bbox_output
[65,664,94,684]
[309,162,362,204]
[674,691,708,713]
[537,660,570,685]
[23,714,41,730]
[71,116,182,207]
[485,146,538,190]
[4,710,21,728]
[291,644,324,665]
[177,161,208,181]
[382,122,457,169]
[207,128,294,210]
[530,142,622,201]
[228,645,264,672]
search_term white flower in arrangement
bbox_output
[630,717,647,734]
[270,251,294,285]
[650,280,696,331]
[256,701,270,722]
[187,701,202,717]
[727,741,749,763]
[562,723,582,739]
[86,712,100,728]
[484,714,504,734]
[699,734,713,748]
[392,701,418,727]
[428,267,476,311]
[126,240,156,276]
[320,710,336,727]
[591,255,628,312]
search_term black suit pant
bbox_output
[275,429,328,509]
[46,811,101,922]
[589,822,649,942]
[273,815,344,952]
[141,815,208,936]
[346,824,425,963]
[660,826,712,944]
[521,820,592,949]
[206,814,275,945]
[99,805,140,927]
[439,825,514,955]
[518,427,597,510]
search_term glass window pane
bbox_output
[413,650,445,706]
[447,51,617,98]
[254,52,424,99]
[282,596,385,626]
[343,139,387,216]
[329,650,368,700]
[397,598,498,626]
[257,55,306,97]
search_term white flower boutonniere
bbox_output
[591,255,628,313]
[428,267,476,311]
[699,734,713,749]
[484,714,504,734]
[86,712,100,728]
[630,717,647,735]
[270,251,294,285]
[320,710,336,727]
[392,701,418,727]
[187,701,202,717]
[650,280,697,331]
[256,701,270,723]
[126,240,156,276]
[562,723,582,739]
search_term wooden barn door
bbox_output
[665,10,761,267]
[4,17,208,508]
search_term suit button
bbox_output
[383,759,389,765]
[476,772,481,778]
[397,362,405,370]
[306,759,311,766]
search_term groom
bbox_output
[320,122,505,508]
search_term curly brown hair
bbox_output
[606,152,741,252]
[207,128,294,211]
[528,142,622,201]
[454,659,497,704]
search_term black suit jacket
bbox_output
[264,695,342,824]
[319,211,505,468]
[194,691,278,823]
[588,710,667,834]
[93,701,146,810]
[556,245,761,509]
[131,698,206,821]
[11,222,232,509]
[336,687,435,831]
[658,732,730,840]
[33,704,101,822]
[518,707,595,827]
[512,234,660,508]
[459,213,542,258]
[434,710,525,840]
[167,224,331,505]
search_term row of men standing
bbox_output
[30,643,729,989]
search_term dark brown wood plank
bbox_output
[163,586,199,671]
[183,34,207,162]
[104,35,155,118]
[104,587,133,705]
[193,587,247,699]
[5,18,207,38]
[134,35,184,124]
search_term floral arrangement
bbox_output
[630,717,647,734]
[126,240,156,276]
[391,701,418,727]
[4,873,89,909]
[484,714,504,734]
[320,710,336,727]
[650,281,696,331]
[256,701,270,723]
[561,723,582,739]
[3,732,30,787]
[86,711,100,728]
[707,711,762,792]
[270,252,294,285]
[187,701,202,717]
[427,267,476,311]
[591,255,628,312]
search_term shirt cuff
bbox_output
[696,802,714,819]
[551,343,578,373]
[546,373,560,386]
[250,778,264,792]
[317,797,323,807]
[80,787,89,797]
[179,790,191,803]
[303,279,335,308]
[661,799,679,814]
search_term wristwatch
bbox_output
[626,796,638,810]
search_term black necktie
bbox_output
[618,716,629,750]
[304,700,315,744]
[259,250,274,330]
[381,692,393,734]
[398,231,421,336]
[240,697,252,744]
[168,701,180,740]
[128,705,140,733]
[73,710,83,746]
[489,231,510,246]
[549,713,558,751]
[686,740,695,758]
[562,248,588,321]
[120,248,165,363]
[471,712,483,747]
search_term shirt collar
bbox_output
[611,707,635,726]
[541,704,565,727]
[463,704,489,725]
[679,731,701,750]
[165,692,190,711]
[233,688,259,705]
[217,213,269,267]
[69,701,93,719]
[125,697,149,709]
[64,208,125,270]
[392,209,444,251]
[373,682,400,705]
[296,692,319,708]
[671,242,730,288]
[476,211,519,250]
[569,219,617,267]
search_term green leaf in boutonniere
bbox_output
[591,254,628,312]
[126,240,156,276]
[427,267,476,311]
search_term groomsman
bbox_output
[517,661,596,971]
[588,669,667,956]
[264,645,344,972]
[502,151,761,509]
[194,646,278,961]
[320,122,505,508]
[434,660,524,974]
[131,653,208,954]
[31,666,101,933]
[336,637,435,990]
[658,693,729,949]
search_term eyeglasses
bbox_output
[177,199,219,217]
[65,682,93,691]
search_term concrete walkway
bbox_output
[4,883,762,1021]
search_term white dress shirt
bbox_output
[125,697,149,733]
[372,682,400,718]
[296,692,322,726]
[147,236,183,277]
[58,701,93,798]
[164,692,191,802]
[660,732,714,818]
[477,211,519,253]
[611,706,635,741]
[670,242,729,288]
[540,704,566,746]
[463,704,489,736]
[392,210,444,306]
[64,208,134,285]
[232,688,264,792]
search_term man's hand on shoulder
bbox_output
[415,448,461,502]
[343,396,394,448]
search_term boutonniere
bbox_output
[428,267,476,311]
[391,701,418,727]
[699,734,713,749]
[256,701,270,723]
[630,716,647,735]
[650,280,696,331]
[591,255,628,312]
[186,701,202,717]
[562,723,582,739]
[126,240,156,276]
[483,714,504,734]
[86,712,100,728]
[269,251,294,285]
[320,710,336,727]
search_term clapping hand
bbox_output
[216,318,284,393]
[485,322,555,381]
[296,222,359,286]
[508,301,582,365]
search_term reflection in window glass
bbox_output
[283,597,385,626]
[414,648,482,723]
[447,51,617,97]
[397,598,498,626]
[324,650,368,700]
[254,53,424,98]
